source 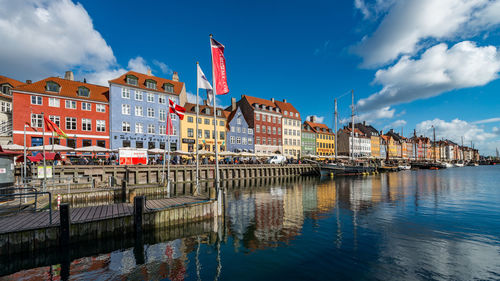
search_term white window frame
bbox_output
[81,102,91,111]
[135,90,143,101]
[65,117,77,130]
[122,88,130,99]
[48,98,59,107]
[31,96,42,105]
[122,104,131,115]
[147,108,155,118]
[82,118,92,131]
[135,123,143,133]
[31,114,43,128]
[147,124,155,134]
[96,120,106,132]
[122,121,130,132]
[96,104,106,113]
[135,106,143,117]
[65,100,76,109]
[147,93,155,103]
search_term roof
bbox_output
[274,100,301,120]
[183,102,225,118]
[109,71,184,96]
[0,75,25,88]
[241,95,279,112]
[14,77,109,103]
[304,121,334,134]
[343,127,365,136]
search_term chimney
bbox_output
[271,98,275,103]
[283,99,287,103]
[25,80,32,84]
[64,71,74,81]
[147,69,152,76]
[231,97,236,111]
[363,121,366,126]
[309,116,316,123]
[380,130,383,135]
[172,71,179,82]
[203,99,208,106]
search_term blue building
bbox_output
[226,99,254,152]
[108,70,186,150]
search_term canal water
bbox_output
[1,166,500,280]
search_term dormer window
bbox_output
[126,75,138,86]
[217,110,222,116]
[206,108,211,115]
[77,86,90,97]
[1,85,11,96]
[46,81,60,92]
[284,110,288,115]
[163,83,174,93]
[145,79,156,89]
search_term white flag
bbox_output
[197,64,213,103]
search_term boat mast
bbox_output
[351,90,354,162]
[334,98,338,160]
[433,125,436,163]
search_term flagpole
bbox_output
[167,113,171,196]
[42,112,47,191]
[23,124,27,187]
[209,34,220,194]
[195,62,200,194]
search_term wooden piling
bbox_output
[59,203,70,247]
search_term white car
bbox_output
[268,155,287,164]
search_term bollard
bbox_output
[121,181,127,203]
[209,187,216,200]
[91,178,96,189]
[57,194,61,210]
[59,203,70,247]
[134,196,145,238]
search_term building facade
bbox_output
[226,100,254,153]
[108,71,186,150]
[337,127,370,157]
[354,122,381,158]
[180,102,226,152]
[0,76,24,145]
[304,119,334,157]
[275,99,301,159]
[301,123,316,156]
[236,95,282,154]
[12,73,110,151]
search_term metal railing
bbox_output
[0,186,52,223]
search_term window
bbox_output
[1,85,11,95]
[96,120,106,132]
[212,119,215,125]
[272,117,276,123]
[242,137,247,145]
[217,110,222,116]
[31,96,42,105]
[78,87,90,97]
[212,130,215,139]
[158,94,166,104]
[122,104,131,115]
[122,88,130,99]
[122,140,131,147]
[278,128,281,135]
[65,100,76,109]
[82,118,92,131]
[262,126,266,134]
[284,139,288,145]
[263,138,266,145]
[48,98,59,107]
[256,125,260,133]
[219,120,225,126]
[236,127,240,133]
[198,129,202,138]
[126,75,138,86]
[273,127,276,135]
[256,113,260,121]
[135,123,143,133]
[237,118,241,125]
[31,114,43,128]
[241,128,246,134]
[164,83,174,93]
[148,142,155,149]
[147,124,155,134]
[188,128,194,137]
[66,117,77,130]
[147,108,155,118]
[135,90,143,101]
[295,113,299,118]
[220,131,224,140]
[1,102,11,113]
[204,130,210,138]
[46,81,60,92]
[188,116,194,123]
[273,138,277,145]
[256,137,260,144]
[67,139,76,149]
[248,128,253,134]
[137,141,145,149]
[49,138,60,145]
[97,140,106,147]
[81,102,91,111]
[145,79,156,89]
[159,125,166,135]
[204,118,210,125]
[230,136,235,144]
[248,138,253,145]
[237,137,241,144]
[197,118,202,124]
[122,121,130,132]
[147,93,154,102]
[49,115,60,126]
[96,104,106,112]
[82,139,92,147]
[135,106,143,116]
[159,109,166,121]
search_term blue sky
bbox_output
[1,0,499,155]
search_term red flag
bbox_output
[44,116,68,138]
[210,37,229,95]
[166,112,174,135]
[169,99,186,120]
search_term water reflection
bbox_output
[2,167,500,280]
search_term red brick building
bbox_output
[12,73,110,153]
[236,95,283,154]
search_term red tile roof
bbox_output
[304,121,334,135]
[0,75,25,88]
[109,71,184,96]
[241,95,278,111]
[14,77,109,103]
[184,102,225,118]
[275,100,301,120]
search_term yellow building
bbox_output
[370,136,381,158]
[382,135,397,159]
[180,102,226,152]
[304,121,335,157]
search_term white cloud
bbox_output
[352,0,500,67]
[384,119,406,130]
[350,106,395,124]
[416,118,498,154]
[472,117,500,124]
[0,0,115,81]
[153,60,173,75]
[493,127,499,135]
[354,0,397,20]
[357,41,500,112]
[306,115,325,123]
[127,57,150,74]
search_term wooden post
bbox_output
[134,196,145,237]
[59,203,70,247]
[121,181,127,203]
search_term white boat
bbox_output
[444,163,454,168]
[398,165,411,170]
[454,161,464,167]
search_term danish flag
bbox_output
[168,99,186,120]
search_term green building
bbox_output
[301,124,316,156]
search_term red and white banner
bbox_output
[210,37,229,95]
[168,99,186,120]
[166,111,174,135]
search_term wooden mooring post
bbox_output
[59,203,70,247]
[121,181,127,203]
[134,196,145,238]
